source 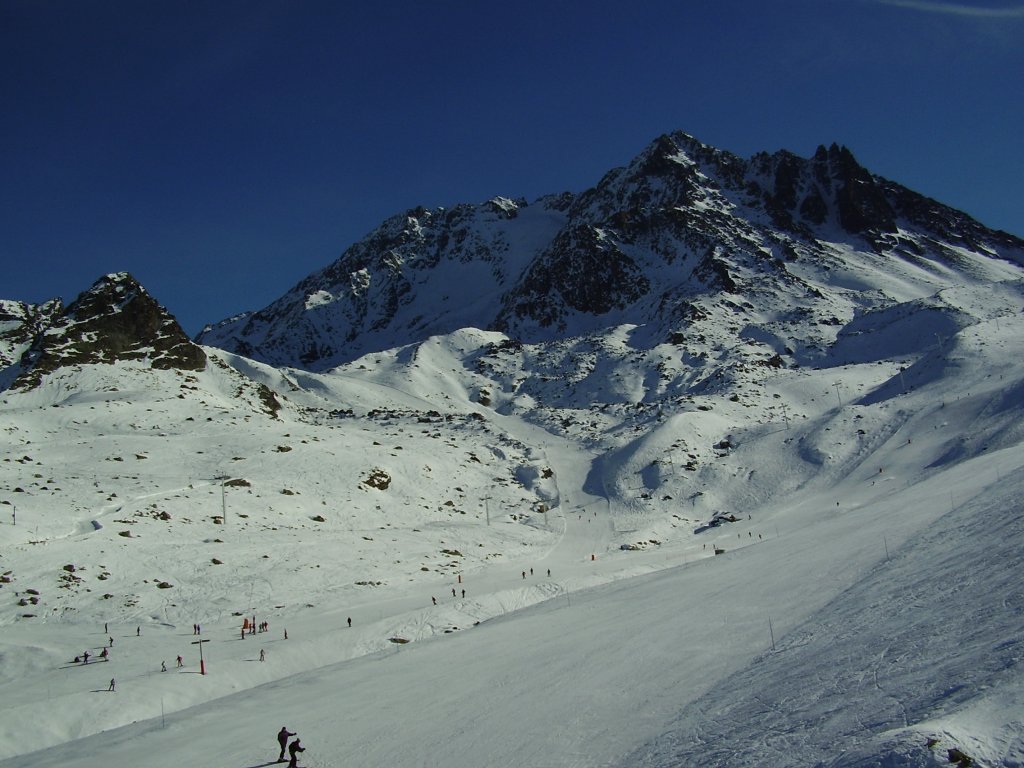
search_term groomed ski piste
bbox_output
[1,298,1023,767]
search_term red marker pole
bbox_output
[192,638,209,675]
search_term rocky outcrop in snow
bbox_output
[11,272,205,389]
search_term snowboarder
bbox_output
[277,726,295,761]
[288,737,305,767]
[100,647,108,659]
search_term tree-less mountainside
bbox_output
[195,131,1023,373]
[2,131,1023,768]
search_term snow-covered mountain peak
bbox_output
[196,131,1024,374]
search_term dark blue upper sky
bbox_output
[3,0,1022,335]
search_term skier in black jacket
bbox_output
[276,726,295,762]
[288,737,305,768]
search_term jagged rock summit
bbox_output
[197,131,1024,372]
[9,272,205,389]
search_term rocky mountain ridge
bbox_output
[196,131,1024,372]
[3,131,1024,411]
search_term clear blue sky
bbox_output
[2,0,1022,335]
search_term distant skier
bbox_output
[260,648,265,662]
[82,651,90,664]
[108,678,116,692]
[176,655,183,668]
[288,737,305,768]
[161,660,167,672]
[347,617,352,628]
[277,727,295,762]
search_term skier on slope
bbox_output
[277,726,295,762]
[288,737,305,768]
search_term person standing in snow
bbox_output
[288,737,304,767]
[276,727,295,762]
[108,678,115,692]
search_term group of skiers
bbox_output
[242,616,270,635]
[277,726,305,766]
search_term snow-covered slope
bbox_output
[2,278,1024,766]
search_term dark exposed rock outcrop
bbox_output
[12,273,205,389]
